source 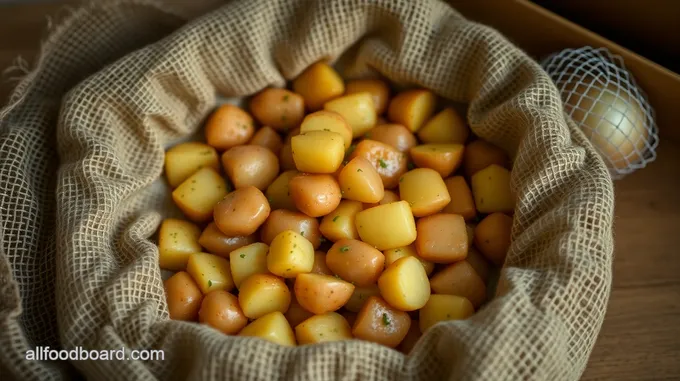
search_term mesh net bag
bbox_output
[0,0,614,380]
[541,47,659,180]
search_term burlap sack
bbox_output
[0,0,615,380]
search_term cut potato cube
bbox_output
[471,164,515,214]
[324,92,377,138]
[463,139,510,177]
[415,214,468,263]
[363,190,400,209]
[378,256,431,311]
[186,252,234,294]
[295,312,353,345]
[294,273,354,314]
[204,104,255,151]
[319,200,363,242]
[387,89,436,132]
[239,311,296,346]
[198,290,248,335]
[158,218,202,271]
[289,174,342,218]
[419,294,474,333]
[344,284,381,313]
[164,142,220,188]
[238,273,291,319]
[349,139,408,189]
[249,88,305,131]
[164,271,203,321]
[198,222,258,258]
[267,230,315,278]
[398,168,451,217]
[442,176,477,220]
[345,79,391,115]
[474,212,513,266]
[265,170,299,211]
[410,144,465,178]
[249,126,283,156]
[229,242,270,288]
[338,157,385,203]
[326,239,385,287]
[172,167,228,222]
[383,244,434,276]
[260,209,321,249]
[417,108,469,144]
[364,123,417,152]
[355,201,417,251]
[221,145,279,190]
[352,296,411,348]
[300,110,353,150]
[291,131,345,174]
[430,261,487,308]
[293,62,345,111]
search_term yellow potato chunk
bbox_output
[267,230,315,278]
[344,284,381,313]
[417,108,470,144]
[158,218,202,271]
[324,92,377,138]
[419,294,474,333]
[430,260,487,308]
[293,62,345,111]
[265,170,299,211]
[172,167,228,222]
[383,244,434,276]
[295,312,352,345]
[355,201,417,251]
[398,168,451,217]
[345,79,391,115]
[471,164,515,214]
[299,110,353,150]
[239,311,296,346]
[319,200,363,242]
[238,273,291,319]
[387,89,436,132]
[229,242,269,288]
[378,256,431,311]
[338,157,385,204]
[164,142,220,188]
[186,252,234,294]
[291,131,345,174]
[410,144,465,178]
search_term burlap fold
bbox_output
[0,0,614,380]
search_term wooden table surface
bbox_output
[1,2,679,380]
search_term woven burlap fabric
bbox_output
[0,0,614,380]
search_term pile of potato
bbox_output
[160,62,514,351]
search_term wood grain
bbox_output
[1,2,679,380]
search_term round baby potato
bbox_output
[295,312,353,345]
[387,89,436,132]
[289,174,342,218]
[365,124,417,152]
[249,126,283,156]
[474,212,513,266]
[398,168,451,217]
[410,144,465,178]
[463,139,510,177]
[326,239,385,287]
[419,294,474,333]
[238,273,291,319]
[442,176,477,220]
[238,311,296,346]
[164,271,203,321]
[299,111,353,150]
[204,104,255,151]
[260,209,321,249]
[348,139,408,189]
[415,213,468,263]
[338,157,385,203]
[352,296,411,348]
[249,88,305,131]
[378,256,431,311]
[221,145,279,190]
[198,222,258,258]
[293,62,345,111]
[294,273,355,315]
[346,79,391,115]
[267,230,315,278]
[214,186,270,236]
[344,284,381,313]
[198,290,248,335]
